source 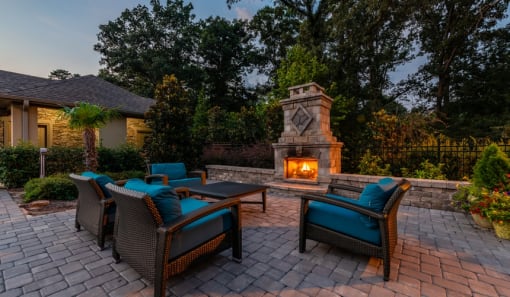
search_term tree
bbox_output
[278,0,333,59]
[273,44,329,99]
[410,0,509,122]
[327,0,415,110]
[94,0,200,97]
[249,5,300,82]
[197,16,259,111]
[49,69,79,80]
[59,102,119,171]
[444,24,510,138]
[145,74,197,166]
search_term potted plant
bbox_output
[468,144,510,228]
[486,190,510,239]
[467,188,494,228]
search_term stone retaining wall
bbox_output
[206,164,467,211]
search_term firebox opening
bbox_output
[285,157,318,180]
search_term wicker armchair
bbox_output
[69,173,124,250]
[105,183,242,297]
[299,179,411,281]
[145,162,206,187]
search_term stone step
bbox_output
[266,181,328,198]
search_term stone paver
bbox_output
[0,188,509,297]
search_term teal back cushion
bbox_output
[358,178,397,211]
[358,178,398,228]
[124,178,182,224]
[151,163,187,180]
[81,171,115,198]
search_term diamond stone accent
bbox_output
[291,104,312,135]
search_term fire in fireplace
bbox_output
[285,157,318,180]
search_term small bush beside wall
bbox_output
[23,176,78,203]
[0,145,146,188]
[0,144,39,188]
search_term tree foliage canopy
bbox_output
[96,0,510,159]
[144,74,197,165]
[59,102,119,171]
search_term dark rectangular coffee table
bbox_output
[188,181,268,212]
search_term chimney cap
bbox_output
[288,82,324,98]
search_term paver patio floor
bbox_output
[0,188,509,297]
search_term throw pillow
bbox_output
[81,171,115,198]
[357,178,398,228]
[124,179,182,224]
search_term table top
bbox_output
[188,181,268,199]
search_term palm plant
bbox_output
[60,102,119,171]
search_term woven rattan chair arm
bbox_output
[327,183,364,194]
[145,174,169,185]
[160,198,241,234]
[114,179,128,186]
[301,194,384,220]
[100,197,115,207]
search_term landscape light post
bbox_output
[40,147,47,178]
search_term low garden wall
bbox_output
[206,164,467,211]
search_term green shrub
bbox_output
[98,144,145,172]
[358,149,391,176]
[451,184,482,212]
[472,143,510,190]
[0,145,146,189]
[0,144,39,188]
[23,177,78,203]
[45,147,84,175]
[402,159,446,180]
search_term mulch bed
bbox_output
[8,188,77,216]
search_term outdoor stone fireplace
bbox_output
[273,82,343,184]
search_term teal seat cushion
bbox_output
[151,163,187,180]
[169,198,232,259]
[307,200,381,245]
[124,178,182,224]
[325,178,398,229]
[81,171,115,198]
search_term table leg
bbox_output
[262,190,266,212]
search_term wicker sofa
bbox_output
[299,178,411,281]
[105,182,242,297]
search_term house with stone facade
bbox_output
[0,69,154,148]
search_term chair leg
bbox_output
[299,236,306,253]
[383,256,390,281]
[298,222,306,252]
[98,234,105,250]
[232,230,242,262]
[112,245,120,263]
[154,278,166,297]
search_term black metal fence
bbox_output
[343,138,510,181]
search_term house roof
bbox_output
[0,69,154,117]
